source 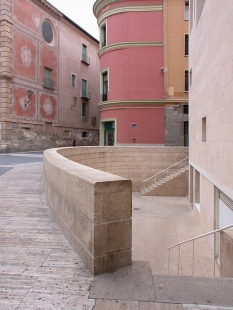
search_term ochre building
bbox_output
[0,0,100,152]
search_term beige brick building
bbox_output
[189,0,233,268]
[0,0,100,152]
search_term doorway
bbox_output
[104,122,115,146]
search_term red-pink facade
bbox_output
[94,0,165,145]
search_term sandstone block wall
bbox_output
[220,230,233,278]
[44,148,132,275]
[58,146,189,192]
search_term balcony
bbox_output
[81,54,90,65]
[43,78,55,89]
[80,89,91,100]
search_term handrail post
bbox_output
[168,249,170,275]
[214,232,216,277]
[178,244,181,275]
[192,239,195,276]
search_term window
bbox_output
[101,24,107,47]
[194,169,200,212]
[81,79,89,99]
[102,71,108,101]
[202,117,206,141]
[185,70,189,92]
[42,20,53,44]
[185,34,189,56]
[44,67,53,88]
[81,102,88,119]
[71,74,76,88]
[82,131,87,138]
[82,44,90,64]
[184,1,189,20]
[183,105,189,114]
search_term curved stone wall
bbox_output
[57,146,188,192]
[44,148,132,275]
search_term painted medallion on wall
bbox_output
[39,94,57,120]
[43,97,53,115]
[21,46,32,67]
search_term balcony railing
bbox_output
[102,93,107,101]
[80,89,91,100]
[81,54,90,65]
[43,78,55,89]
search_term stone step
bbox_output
[90,262,233,307]
[142,166,188,195]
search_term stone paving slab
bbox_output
[153,275,233,307]
[90,261,156,302]
[0,161,95,309]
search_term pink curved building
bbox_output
[93,0,165,146]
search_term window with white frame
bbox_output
[44,67,53,88]
[185,70,189,92]
[185,34,189,56]
[71,74,76,88]
[102,71,108,101]
[81,101,88,119]
[101,23,107,47]
[202,117,206,141]
[184,0,189,20]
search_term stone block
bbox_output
[220,230,233,278]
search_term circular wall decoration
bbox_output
[42,20,53,44]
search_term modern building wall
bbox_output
[0,0,100,152]
[189,0,233,259]
[163,0,189,146]
[93,0,165,146]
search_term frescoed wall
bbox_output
[0,0,100,152]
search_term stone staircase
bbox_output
[141,164,189,196]
[90,261,233,308]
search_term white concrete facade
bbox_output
[189,0,233,259]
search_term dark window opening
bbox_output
[185,34,189,56]
[183,105,189,114]
[185,70,189,92]
[102,72,108,101]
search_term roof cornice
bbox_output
[32,0,63,18]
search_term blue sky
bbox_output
[47,0,99,39]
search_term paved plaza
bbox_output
[0,152,232,309]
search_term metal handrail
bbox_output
[168,223,233,277]
[143,157,189,183]
[142,157,189,192]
